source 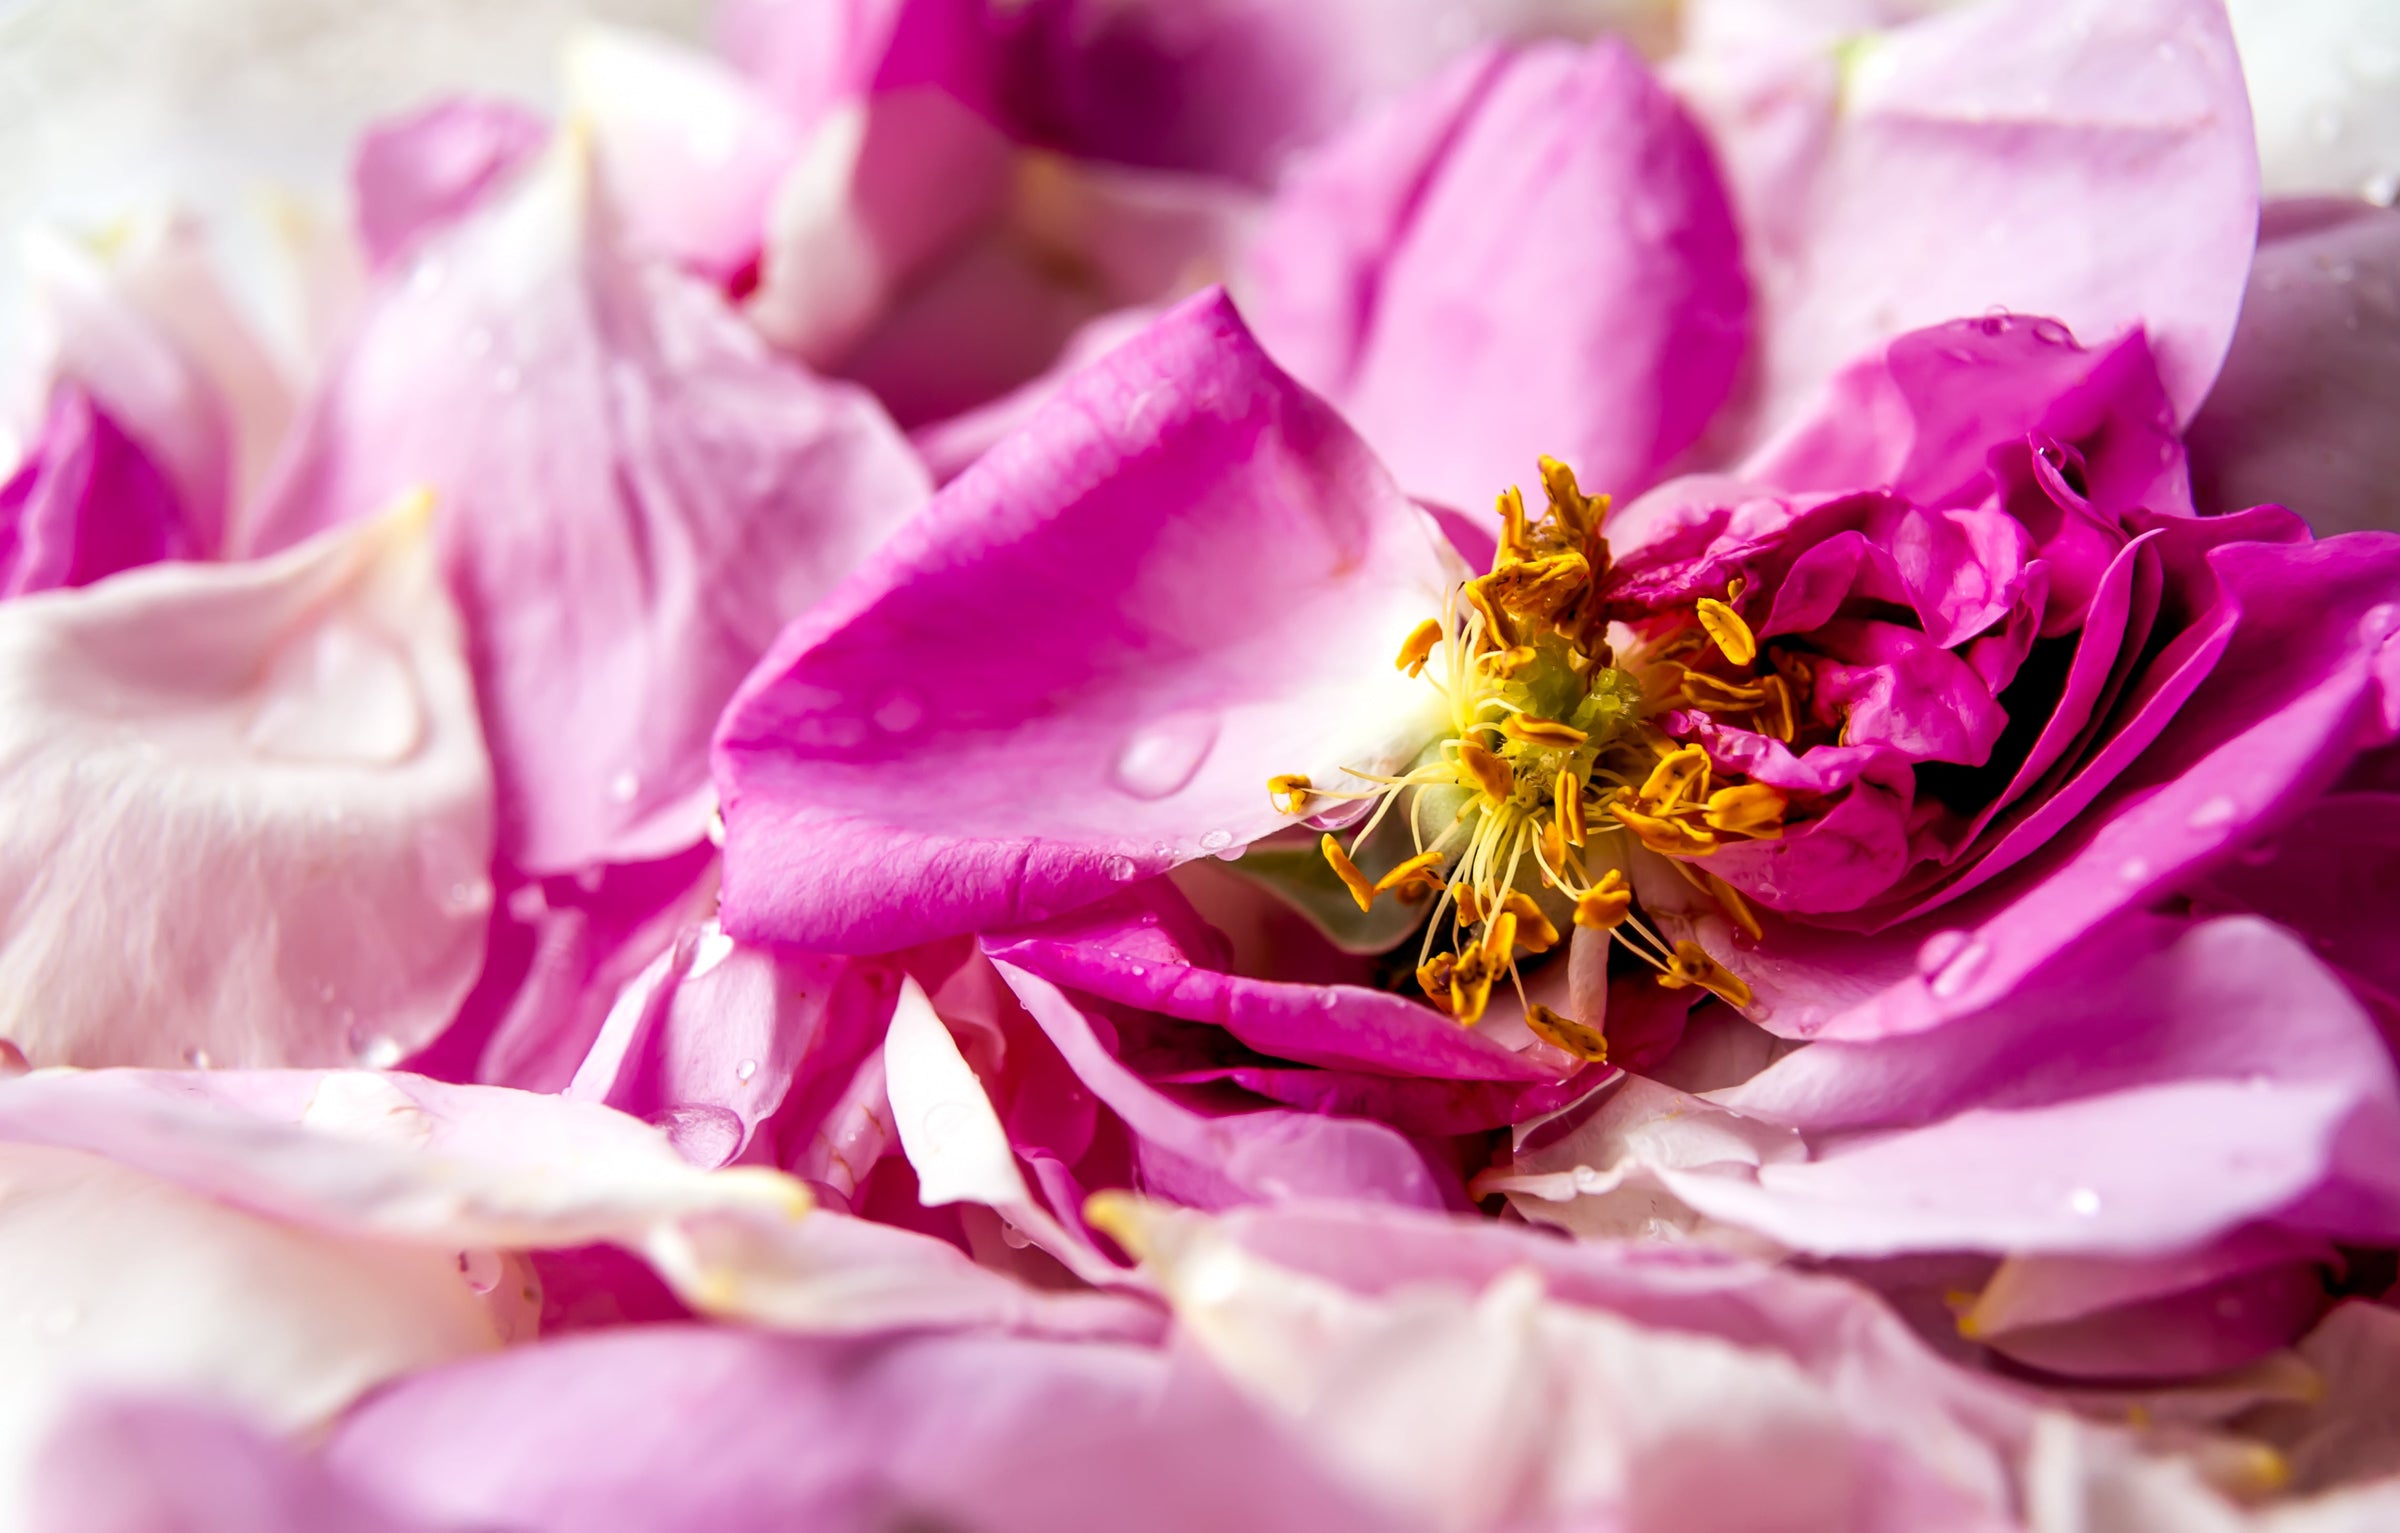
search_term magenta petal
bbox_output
[0,387,197,595]
[715,289,1454,953]
[994,962,1457,1212]
[253,142,927,876]
[352,97,548,272]
[1243,41,1748,512]
[1678,0,2257,439]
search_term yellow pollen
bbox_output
[1501,714,1587,749]
[1538,816,1568,873]
[1476,553,1590,624]
[1458,741,1516,804]
[1524,1002,1608,1062]
[1373,851,1447,900]
[1498,892,1559,954]
[1658,940,1755,1010]
[1495,485,1531,563]
[1395,618,1444,677]
[1481,909,1519,966]
[1538,456,1607,538]
[1267,773,1314,815]
[1556,769,1586,847]
[1705,783,1789,839]
[1612,800,1720,857]
[1696,596,1757,667]
[1320,833,1376,913]
[1479,644,1538,679]
[1573,870,1633,931]
[1639,746,1711,812]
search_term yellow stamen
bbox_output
[1573,870,1633,931]
[1496,485,1530,564]
[1481,909,1519,965]
[1658,940,1754,1010]
[1612,801,1719,857]
[1452,887,1484,926]
[1538,456,1606,538]
[1320,833,1375,913]
[1458,741,1516,804]
[1538,816,1567,873]
[1476,553,1589,624]
[1639,746,1711,813]
[1395,617,1444,677]
[1463,580,1513,650]
[1499,892,1559,955]
[1501,714,1587,749]
[1267,773,1314,815]
[1373,851,1446,899]
[1556,769,1586,847]
[1478,644,1538,679]
[1524,1002,1608,1062]
[1416,954,1459,1017]
[1696,597,1757,667]
[1705,783,1789,839]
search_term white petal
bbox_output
[0,505,493,1068]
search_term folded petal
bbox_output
[251,136,928,876]
[0,386,197,596]
[352,97,548,272]
[715,289,1456,953]
[0,507,491,1069]
[1671,0,2256,437]
[1240,40,1749,512]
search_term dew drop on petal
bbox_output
[2068,1187,2102,1216]
[1914,930,1971,978]
[2367,172,2400,209]
[689,927,737,981]
[872,688,926,734]
[352,1031,406,1069]
[2187,795,2240,830]
[1199,829,1233,852]
[1104,855,1139,882]
[648,1104,745,1169]
[1109,713,1219,800]
[609,768,642,804]
[2117,857,2152,885]
[734,1057,759,1084]
[1927,939,1991,1000]
[181,1046,214,1070]
[1127,963,1145,977]
[2030,318,2073,346]
[456,1248,504,1293]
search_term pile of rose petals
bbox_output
[5,0,2400,1529]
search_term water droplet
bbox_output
[609,768,641,804]
[2367,172,2400,209]
[181,1046,214,1070]
[2117,857,2152,885]
[1109,713,1219,800]
[2067,1187,2102,1216]
[689,927,737,981]
[456,1248,504,1293]
[2187,795,2239,830]
[352,1031,405,1069]
[734,1057,759,1083]
[1927,938,1991,1000]
[1127,963,1146,977]
[1914,929,1972,978]
[871,687,925,734]
[244,620,426,765]
[1199,829,1233,852]
[1104,854,1140,882]
[647,1104,745,1168]
[2031,318,2073,346]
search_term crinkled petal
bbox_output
[1240,41,1749,512]
[714,289,1456,953]
[0,508,491,1069]
[251,136,928,876]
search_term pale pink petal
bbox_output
[1670,0,2257,439]
[0,508,491,1069]
[352,97,548,272]
[250,138,928,877]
